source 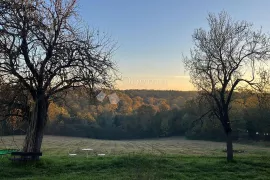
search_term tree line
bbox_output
[2,89,270,142]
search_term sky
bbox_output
[78,0,270,91]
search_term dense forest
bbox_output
[2,89,270,142]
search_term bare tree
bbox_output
[184,11,270,161]
[0,0,117,156]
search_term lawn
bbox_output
[0,136,270,180]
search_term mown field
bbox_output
[0,136,270,180]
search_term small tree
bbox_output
[184,12,270,161]
[0,0,116,156]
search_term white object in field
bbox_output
[96,91,106,102]
[108,93,120,104]
[98,154,105,156]
[82,148,93,158]
[256,132,259,135]
[69,154,77,156]
[267,133,269,136]
[82,148,93,151]
[68,148,77,156]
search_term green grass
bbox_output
[0,136,270,179]
[2,135,270,156]
[1,155,270,180]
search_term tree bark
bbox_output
[222,111,234,161]
[226,130,233,161]
[23,93,48,159]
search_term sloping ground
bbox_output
[0,135,269,157]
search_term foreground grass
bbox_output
[0,154,270,180]
[1,136,270,179]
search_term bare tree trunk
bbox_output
[23,93,48,159]
[223,112,234,161]
[226,131,233,161]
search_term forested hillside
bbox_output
[2,89,270,141]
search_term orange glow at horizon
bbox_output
[116,76,196,91]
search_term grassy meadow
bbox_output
[0,136,270,179]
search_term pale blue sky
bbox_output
[78,0,270,90]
